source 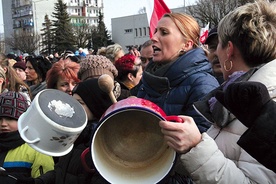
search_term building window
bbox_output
[125,29,133,34]
[144,27,147,36]
[139,28,142,37]
[135,28,138,37]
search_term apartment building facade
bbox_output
[2,0,102,54]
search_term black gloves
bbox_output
[215,81,276,173]
[215,81,271,127]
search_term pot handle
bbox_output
[20,126,40,144]
[164,116,184,123]
[81,148,96,173]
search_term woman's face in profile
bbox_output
[25,61,38,83]
[151,17,185,63]
[73,93,94,121]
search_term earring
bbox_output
[179,49,186,56]
[223,60,233,72]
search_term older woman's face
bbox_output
[151,17,185,63]
[25,61,38,83]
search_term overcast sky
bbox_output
[0,0,196,33]
[103,0,196,30]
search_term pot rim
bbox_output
[91,103,177,183]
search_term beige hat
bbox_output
[78,55,118,81]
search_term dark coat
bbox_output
[117,81,132,101]
[37,122,109,184]
[237,99,276,173]
[137,48,219,133]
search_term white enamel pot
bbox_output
[18,89,87,157]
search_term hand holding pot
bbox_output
[159,115,202,154]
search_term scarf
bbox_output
[0,131,25,152]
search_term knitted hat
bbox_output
[0,66,6,81]
[78,55,118,81]
[13,61,26,71]
[72,78,113,120]
[0,91,29,120]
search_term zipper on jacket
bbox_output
[39,165,44,175]
[192,104,213,124]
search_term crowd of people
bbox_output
[0,0,275,183]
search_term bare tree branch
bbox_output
[5,31,40,54]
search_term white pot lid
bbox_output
[37,89,87,128]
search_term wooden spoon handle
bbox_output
[98,74,117,103]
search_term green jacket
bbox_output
[3,143,54,178]
[0,131,54,182]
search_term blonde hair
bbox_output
[163,13,200,48]
[218,0,276,67]
[105,43,124,63]
[97,47,107,56]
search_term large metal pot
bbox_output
[90,97,182,184]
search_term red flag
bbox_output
[145,0,171,38]
[200,23,209,44]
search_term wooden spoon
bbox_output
[98,74,117,104]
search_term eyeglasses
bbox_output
[140,56,153,63]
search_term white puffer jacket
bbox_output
[181,59,276,183]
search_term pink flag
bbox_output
[200,23,210,44]
[145,0,171,38]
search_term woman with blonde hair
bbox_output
[105,43,125,64]
[136,12,219,184]
[137,12,219,133]
[0,66,6,93]
[0,58,31,104]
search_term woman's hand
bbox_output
[159,116,202,154]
